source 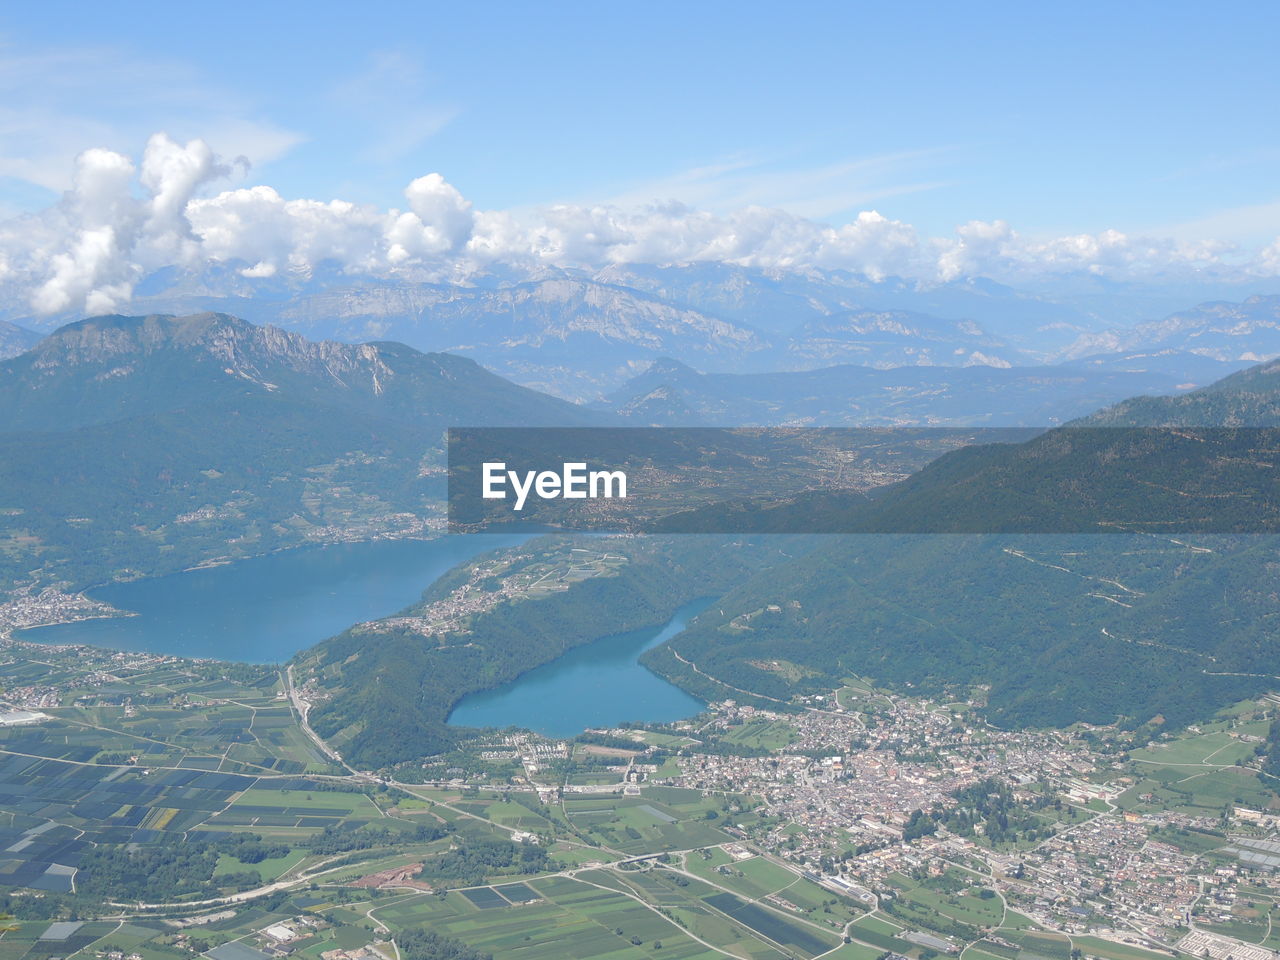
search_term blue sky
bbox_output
[2,0,1278,245]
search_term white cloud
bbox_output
[30,148,139,314]
[19,135,230,314]
[140,135,226,246]
[32,225,129,315]
[1254,237,1280,277]
[187,186,389,275]
[386,173,474,262]
[3,134,1280,317]
[934,220,1235,282]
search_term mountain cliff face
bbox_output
[0,320,40,359]
[0,313,601,592]
[119,277,777,399]
[575,263,1115,347]
[784,308,1012,368]
[166,278,1032,398]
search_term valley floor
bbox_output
[0,637,1277,960]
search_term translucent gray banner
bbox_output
[446,426,1280,534]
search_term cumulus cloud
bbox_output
[385,173,474,262]
[30,147,139,314]
[1255,237,1280,276]
[187,187,390,276]
[139,134,228,263]
[3,134,1280,317]
[17,134,233,314]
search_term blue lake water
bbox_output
[447,598,709,737]
[17,535,526,663]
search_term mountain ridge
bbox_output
[11,267,1280,401]
[0,312,596,434]
[1066,294,1280,364]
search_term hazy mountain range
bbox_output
[599,353,1244,426]
[1064,294,1280,363]
[0,320,41,359]
[6,263,1280,400]
[4,306,1276,598]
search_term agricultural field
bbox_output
[1119,705,1278,817]
[0,649,454,904]
[677,848,860,942]
[627,729,699,749]
[1130,728,1265,769]
[833,874,1064,960]
[373,876,728,960]
[209,786,386,831]
[0,652,336,775]
[0,750,258,892]
[1070,936,1193,960]
[559,790,731,855]
[721,718,798,751]
[369,857,853,960]
[886,869,1007,931]
[1117,764,1276,817]
[0,741,443,899]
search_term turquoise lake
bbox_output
[447,599,708,737]
[17,535,526,662]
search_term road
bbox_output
[283,664,360,776]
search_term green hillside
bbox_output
[642,359,1280,733]
[644,533,1280,730]
[296,535,807,767]
[1080,356,1280,426]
